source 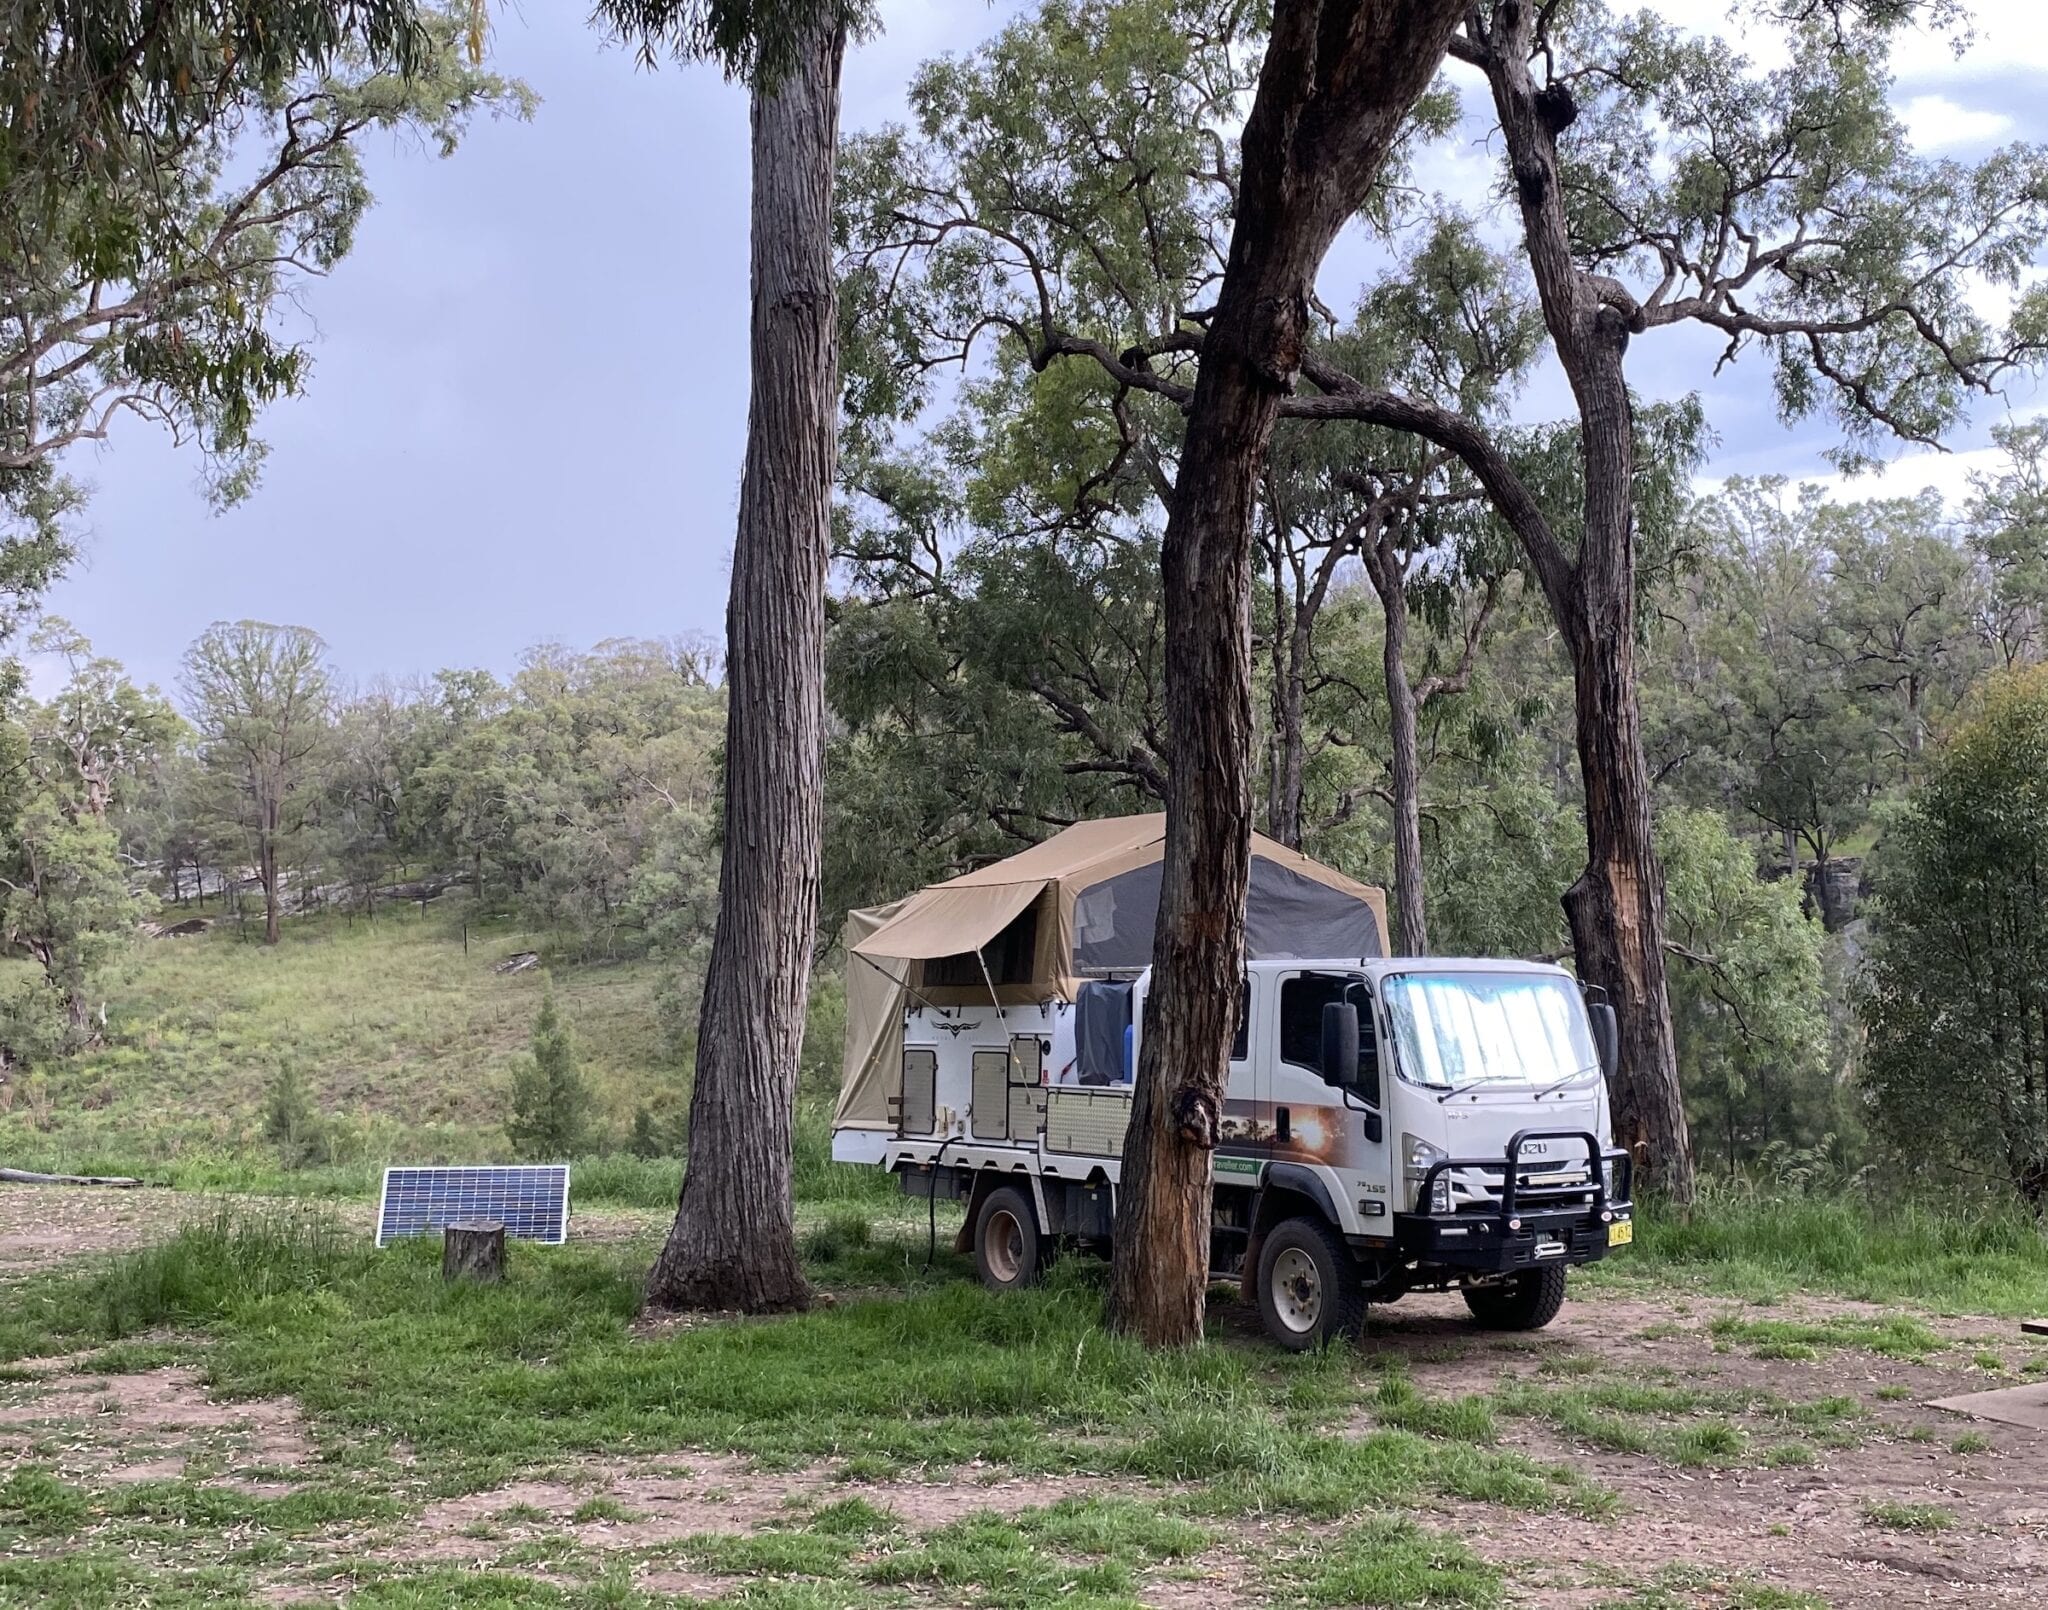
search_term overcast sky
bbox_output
[37,0,2048,694]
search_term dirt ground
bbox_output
[1366,1291,2048,1608]
[3,1185,2044,1608]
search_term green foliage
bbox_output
[1861,667,2048,1202]
[506,992,589,1161]
[0,622,171,1059]
[1,8,531,551]
[1968,420,2048,667]
[1658,808,1833,1176]
[403,641,724,961]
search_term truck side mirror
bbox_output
[1320,1001,1360,1089]
[1589,1002,1619,1079]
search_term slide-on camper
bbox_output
[832,815,1633,1350]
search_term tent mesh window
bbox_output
[1075,981,1134,1084]
[924,904,1040,989]
[899,1048,937,1137]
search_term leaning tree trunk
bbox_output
[1361,539,1429,956]
[1379,582,1429,957]
[644,18,844,1316]
[1106,0,1472,1349]
[1267,611,1310,850]
[1480,8,1696,1204]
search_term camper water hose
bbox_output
[924,1134,962,1275]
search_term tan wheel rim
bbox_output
[985,1208,1024,1283]
[1271,1246,1323,1334]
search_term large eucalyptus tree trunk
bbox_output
[1106,0,1471,1348]
[644,17,845,1314]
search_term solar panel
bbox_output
[376,1165,571,1248]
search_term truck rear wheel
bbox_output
[1463,1265,1567,1331]
[973,1185,1042,1293]
[1255,1216,1366,1351]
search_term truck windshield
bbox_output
[1382,971,1596,1093]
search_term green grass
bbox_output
[1265,1513,1500,1607]
[0,900,668,1160]
[0,1212,1603,1524]
[1616,1192,2048,1317]
[1492,1374,1860,1467]
[1594,1563,1828,1609]
[1951,1431,1993,1454]
[0,897,894,1211]
[1707,1312,1945,1361]
[1863,1500,1954,1532]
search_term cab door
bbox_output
[1268,971,1392,1207]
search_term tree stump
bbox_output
[442,1220,505,1283]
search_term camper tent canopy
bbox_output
[835,814,1389,1131]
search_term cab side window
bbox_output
[1231,978,1250,1062]
[1278,974,1379,1103]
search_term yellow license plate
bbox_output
[1608,1220,1634,1247]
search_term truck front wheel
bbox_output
[1255,1216,1367,1351]
[973,1185,1043,1293]
[1462,1265,1567,1331]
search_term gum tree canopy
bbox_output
[0,1,529,603]
[843,0,2048,1218]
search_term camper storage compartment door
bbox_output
[1007,1034,1046,1143]
[971,1049,1011,1140]
[898,1048,937,1137]
[1044,1087,1133,1158]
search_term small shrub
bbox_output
[1863,1500,1952,1532]
[1950,1431,1992,1455]
[505,990,588,1161]
[261,1061,329,1169]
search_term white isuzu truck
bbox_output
[832,816,1634,1351]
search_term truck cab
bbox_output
[1197,957,1634,1347]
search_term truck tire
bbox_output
[973,1185,1042,1293]
[1255,1215,1366,1351]
[1463,1265,1567,1331]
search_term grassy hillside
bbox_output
[0,897,684,1181]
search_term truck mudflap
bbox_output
[1386,1129,1634,1275]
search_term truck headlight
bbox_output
[1602,1157,1624,1202]
[1403,1133,1451,1215]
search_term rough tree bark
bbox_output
[1363,549,1428,955]
[643,16,845,1315]
[1357,506,1495,959]
[1105,0,1473,1349]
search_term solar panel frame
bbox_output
[375,1164,571,1247]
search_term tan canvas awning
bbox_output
[850,879,1046,963]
